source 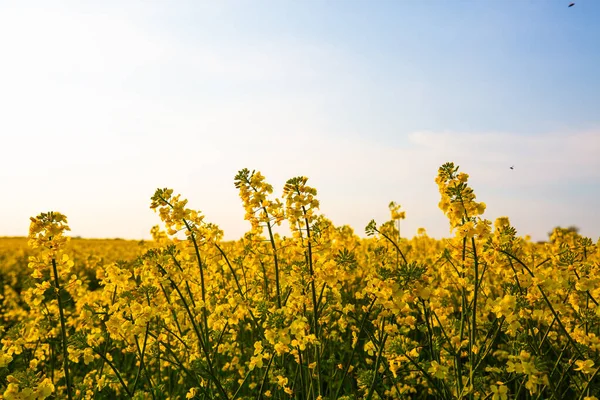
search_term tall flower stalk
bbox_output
[28,212,74,400]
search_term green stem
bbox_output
[245,179,282,308]
[264,214,282,308]
[157,263,229,400]
[131,322,151,395]
[470,236,480,396]
[302,206,323,396]
[334,297,377,399]
[256,353,275,400]
[51,258,73,400]
[376,229,408,265]
[182,219,210,341]
[365,320,388,400]
[577,366,600,400]
[214,243,246,299]
[403,351,448,399]
[93,348,134,398]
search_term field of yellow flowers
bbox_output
[1,162,599,400]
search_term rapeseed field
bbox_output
[1,163,599,399]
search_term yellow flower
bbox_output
[427,361,448,379]
[83,348,95,365]
[35,378,55,399]
[389,201,406,221]
[276,375,288,387]
[0,352,13,368]
[575,359,595,374]
[490,383,508,400]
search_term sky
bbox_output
[1,0,599,242]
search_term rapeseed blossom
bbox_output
[0,162,598,399]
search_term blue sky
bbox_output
[1,0,599,241]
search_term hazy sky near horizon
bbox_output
[1,0,599,242]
